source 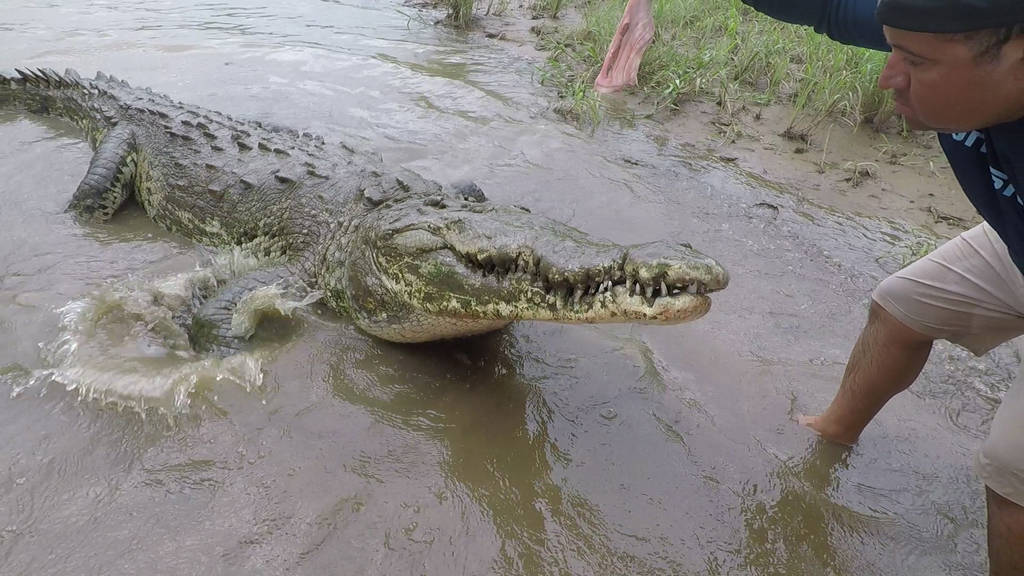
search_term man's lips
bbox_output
[893,96,912,116]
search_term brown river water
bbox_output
[0,1,1014,574]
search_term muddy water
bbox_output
[0,1,1011,574]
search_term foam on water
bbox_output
[231,285,323,339]
[20,250,317,415]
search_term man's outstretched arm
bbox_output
[799,302,935,444]
[742,0,890,51]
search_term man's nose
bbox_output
[878,54,909,92]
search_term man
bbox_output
[600,0,1024,572]
[749,0,1024,572]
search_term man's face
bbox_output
[879,26,1024,131]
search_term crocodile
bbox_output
[0,67,728,345]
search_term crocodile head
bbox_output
[332,189,728,342]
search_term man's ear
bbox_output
[1000,35,1024,87]
[1008,35,1024,69]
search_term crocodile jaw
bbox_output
[337,212,727,342]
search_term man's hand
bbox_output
[798,414,859,446]
[797,302,936,449]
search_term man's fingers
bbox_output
[797,414,820,428]
[797,414,858,446]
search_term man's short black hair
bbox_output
[961,24,1024,60]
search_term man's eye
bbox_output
[900,54,925,68]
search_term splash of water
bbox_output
[231,285,323,339]
[22,250,317,415]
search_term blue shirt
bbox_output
[744,0,1024,273]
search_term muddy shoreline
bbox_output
[469,4,979,240]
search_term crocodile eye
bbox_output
[391,229,446,252]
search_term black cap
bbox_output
[876,0,1024,33]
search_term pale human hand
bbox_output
[798,414,858,446]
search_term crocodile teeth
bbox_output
[646,284,654,299]
[661,280,669,297]
[687,283,698,294]
[573,286,584,304]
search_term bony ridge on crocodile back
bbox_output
[0,67,729,345]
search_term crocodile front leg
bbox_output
[189,267,321,354]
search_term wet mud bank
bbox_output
[471,1,979,240]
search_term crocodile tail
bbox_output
[0,67,87,107]
[1,67,85,88]
[1,68,114,147]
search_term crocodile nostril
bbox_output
[449,179,487,203]
[423,196,446,209]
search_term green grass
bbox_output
[899,237,938,267]
[439,0,475,27]
[538,0,893,128]
[876,235,938,271]
[435,0,563,27]
[532,0,567,19]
